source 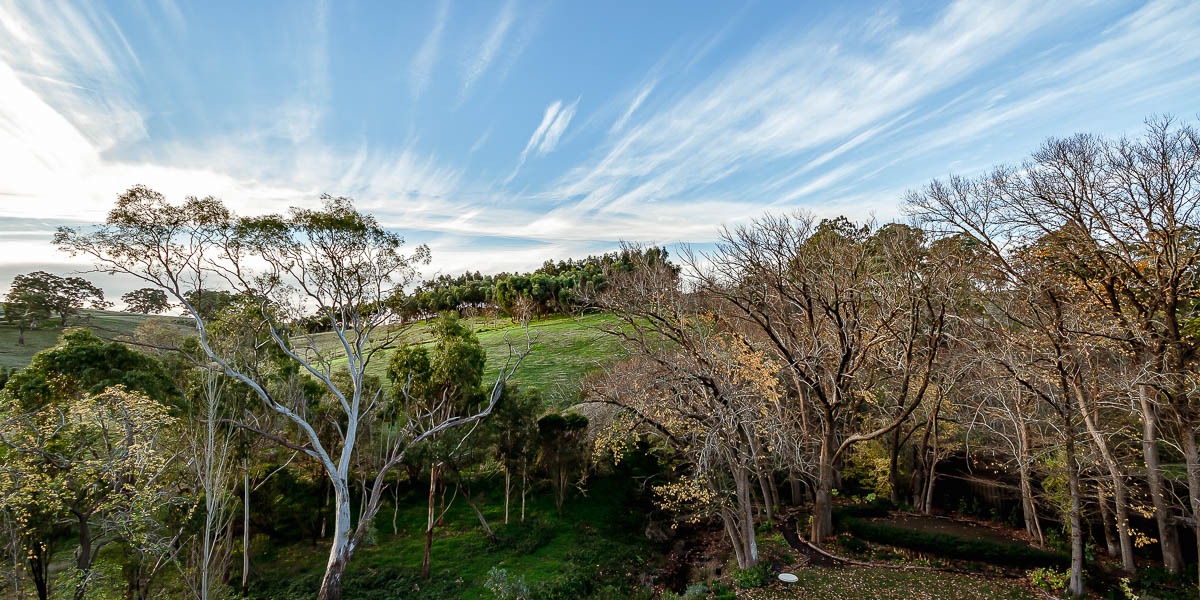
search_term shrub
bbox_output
[840,518,1068,568]
[831,497,896,525]
[709,582,736,600]
[731,564,770,589]
[1028,567,1069,593]
[834,534,868,555]
[485,567,530,600]
[683,582,709,599]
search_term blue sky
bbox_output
[1,0,1199,299]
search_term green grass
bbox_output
[0,310,190,368]
[246,477,652,600]
[310,313,627,404]
[744,567,1038,599]
[0,309,627,405]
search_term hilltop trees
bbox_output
[55,188,530,600]
[122,288,173,314]
[2,272,107,337]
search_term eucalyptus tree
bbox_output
[56,187,530,600]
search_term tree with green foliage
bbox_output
[0,386,179,600]
[490,386,542,523]
[57,188,530,600]
[122,287,172,314]
[536,412,589,517]
[387,312,489,578]
[2,328,178,411]
[3,271,107,334]
[3,273,54,346]
[0,328,180,599]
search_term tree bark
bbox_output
[504,466,511,524]
[315,484,353,600]
[1017,418,1044,545]
[731,466,759,567]
[242,467,250,597]
[811,426,836,541]
[1065,431,1085,598]
[1098,488,1118,558]
[1139,385,1184,573]
[1076,384,1135,571]
[1178,418,1200,592]
[420,463,440,580]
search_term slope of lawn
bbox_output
[0,310,190,368]
[311,313,628,404]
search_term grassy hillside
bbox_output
[309,313,627,404]
[0,310,626,403]
[0,310,191,368]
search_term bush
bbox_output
[834,534,868,555]
[682,582,709,599]
[1027,567,1069,593]
[831,497,896,525]
[840,518,1068,568]
[731,564,770,589]
[485,566,530,600]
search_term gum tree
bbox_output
[56,187,530,600]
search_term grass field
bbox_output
[0,310,192,368]
[308,312,628,404]
[0,310,627,405]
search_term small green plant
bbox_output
[683,582,709,599]
[864,492,877,503]
[1027,567,1068,593]
[484,566,530,600]
[1118,577,1140,600]
[709,581,736,600]
[731,564,770,589]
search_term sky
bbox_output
[1,0,1199,302]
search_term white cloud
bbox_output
[549,0,1076,217]
[505,98,579,183]
[460,0,514,101]
[610,80,655,134]
[411,0,449,100]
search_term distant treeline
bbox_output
[391,245,675,322]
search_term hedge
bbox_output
[839,518,1069,568]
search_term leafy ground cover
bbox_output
[744,567,1039,599]
[245,476,656,600]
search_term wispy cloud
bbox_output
[610,80,655,134]
[548,0,1077,219]
[411,0,449,100]
[460,0,515,102]
[506,98,578,183]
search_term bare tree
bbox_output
[908,118,1200,583]
[692,215,956,542]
